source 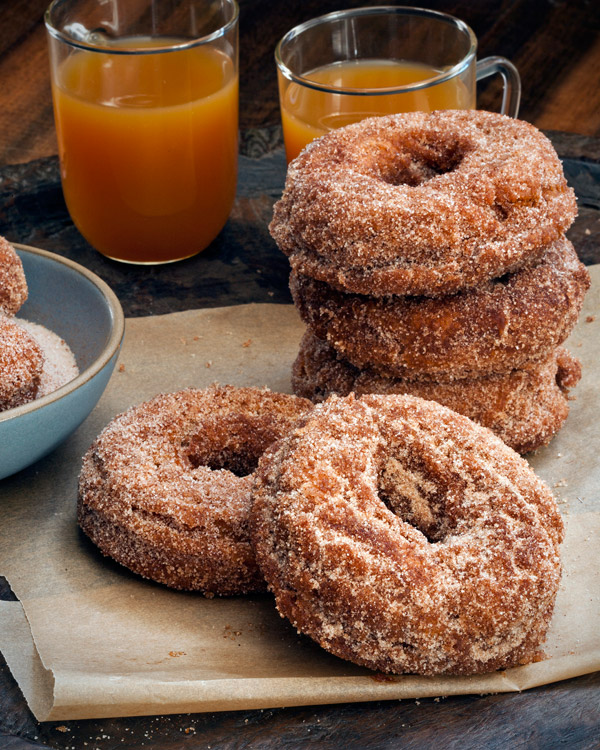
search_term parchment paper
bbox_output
[0,268,599,722]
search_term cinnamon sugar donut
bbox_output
[78,385,312,595]
[0,236,28,315]
[291,237,589,379]
[270,110,577,297]
[250,393,564,676]
[292,330,580,454]
[0,315,43,411]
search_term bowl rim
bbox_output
[0,243,125,423]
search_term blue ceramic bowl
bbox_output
[0,244,124,480]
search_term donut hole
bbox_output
[493,203,510,221]
[181,414,283,477]
[378,454,452,542]
[373,137,467,187]
[492,272,512,287]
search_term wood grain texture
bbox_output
[0,0,599,165]
[238,0,600,137]
[0,132,598,317]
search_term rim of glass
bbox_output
[44,0,239,54]
[275,5,477,96]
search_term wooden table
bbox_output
[1,1,599,748]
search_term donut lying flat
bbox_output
[0,315,43,411]
[0,236,28,315]
[290,237,589,379]
[292,330,581,454]
[250,394,563,676]
[78,385,312,595]
[270,110,577,297]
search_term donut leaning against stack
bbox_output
[250,393,564,676]
[270,109,590,452]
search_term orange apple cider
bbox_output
[51,42,238,263]
[280,60,474,162]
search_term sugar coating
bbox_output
[0,236,28,315]
[78,385,313,596]
[293,330,581,454]
[250,393,564,676]
[270,110,578,297]
[0,314,43,411]
[16,318,79,396]
[290,237,590,379]
[0,235,79,411]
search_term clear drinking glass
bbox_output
[276,6,521,162]
[46,0,239,264]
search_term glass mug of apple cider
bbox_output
[276,6,521,163]
[45,0,239,264]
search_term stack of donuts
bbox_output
[0,235,78,411]
[270,110,590,453]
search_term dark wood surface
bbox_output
[0,131,599,319]
[1,1,600,748]
[1,0,600,166]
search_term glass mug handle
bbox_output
[476,56,521,117]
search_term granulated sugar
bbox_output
[16,318,79,396]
